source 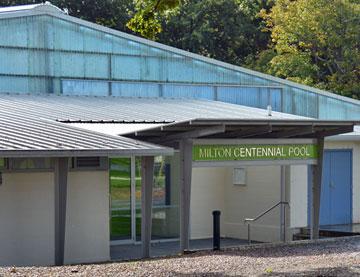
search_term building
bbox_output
[0,3,359,266]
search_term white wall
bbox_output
[65,171,110,264]
[223,166,283,242]
[190,165,309,242]
[0,169,110,266]
[289,165,308,228]
[0,172,55,266]
[324,141,360,223]
[190,167,226,239]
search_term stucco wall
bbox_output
[0,170,110,266]
[190,165,308,242]
[65,171,110,264]
[190,167,226,239]
[222,166,283,242]
[289,165,308,228]
[0,172,55,266]
[324,141,360,223]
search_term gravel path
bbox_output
[1,237,360,276]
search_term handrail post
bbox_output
[247,223,251,244]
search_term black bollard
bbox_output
[212,210,221,251]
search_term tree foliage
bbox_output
[0,0,134,32]
[260,0,360,98]
[158,0,273,66]
[127,0,180,40]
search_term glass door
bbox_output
[110,158,132,241]
[110,155,180,243]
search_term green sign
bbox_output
[193,144,318,162]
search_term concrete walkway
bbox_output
[111,238,248,261]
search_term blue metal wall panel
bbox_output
[0,48,28,75]
[112,56,141,80]
[319,95,360,120]
[0,17,28,47]
[269,88,282,112]
[162,84,215,99]
[84,54,109,79]
[111,82,160,97]
[62,79,109,96]
[0,76,47,94]
[0,14,359,119]
[166,56,195,82]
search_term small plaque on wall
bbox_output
[233,168,246,186]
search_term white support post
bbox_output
[141,156,154,258]
[311,137,325,239]
[179,139,193,252]
[54,157,69,266]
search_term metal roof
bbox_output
[0,97,173,157]
[126,118,359,145]
[0,94,306,123]
[1,4,359,106]
[0,2,64,14]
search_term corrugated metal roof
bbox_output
[0,94,306,123]
[0,2,64,14]
[0,113,171,157]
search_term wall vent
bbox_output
[76,157,101,168]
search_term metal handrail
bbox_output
[244,201,289,244]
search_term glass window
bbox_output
[110,158,132,241]
[136,154,180,241]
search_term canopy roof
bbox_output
[126,118,358,145]
[0,94,357,155]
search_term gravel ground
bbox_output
[1,237,360,277]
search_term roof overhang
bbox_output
[0,148,173,158]
[125,119,359,146]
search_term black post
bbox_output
[212,210,221,251]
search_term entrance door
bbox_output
[309,150,352,226]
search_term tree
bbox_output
[127,0,181,40]
[0,0,134,32]
[260,0,360,99]
[157,0,273,66]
